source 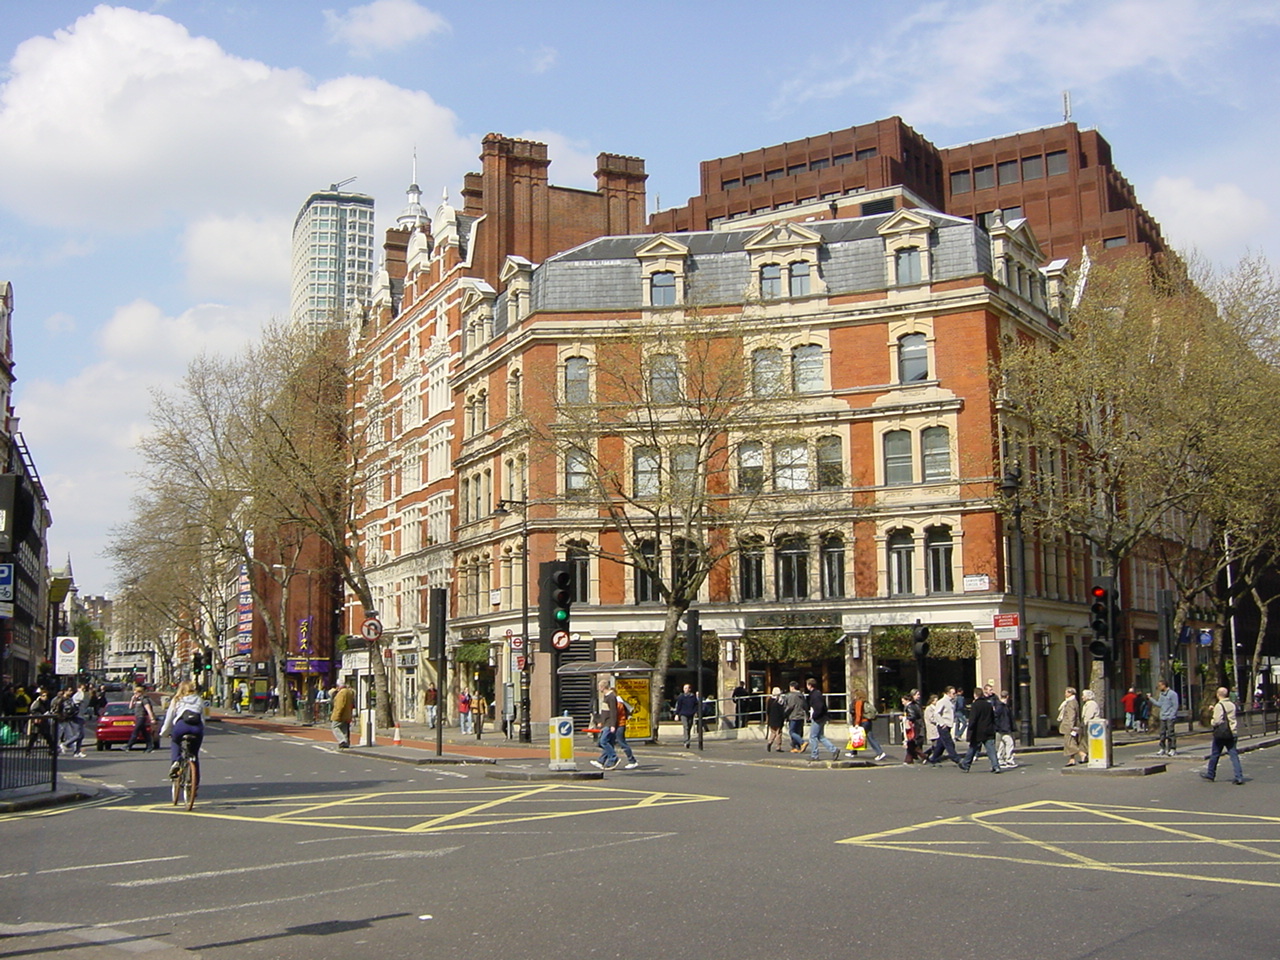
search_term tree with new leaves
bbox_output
[999,251,1280,714]
[529,304,852,720]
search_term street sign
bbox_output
[993,613,1019,641]
[515,654,527,670]
[55,635,78,675]
[361,618,383,641]
[510,635,524,650]
[551,630,571,650]
[0,562,12,602]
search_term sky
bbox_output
[1,0,1278,596]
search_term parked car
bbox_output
[95,701,144,750]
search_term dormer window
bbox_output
[650,271,676,307]
[895,248,922,285]
[760,264,783,300]
[789,262,811,297]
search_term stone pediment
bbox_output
[743,221,824,252]
[635,235,689,259]
[459,280,496,314]
[500,256,535,284]
[876,208,934,238]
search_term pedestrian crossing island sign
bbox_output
[549,715,576,771]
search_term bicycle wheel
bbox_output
[182,759,198,810]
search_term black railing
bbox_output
[0,715,59,792]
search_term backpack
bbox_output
[861,699,878,721]
[615,698,629,724]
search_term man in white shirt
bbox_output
[925,686,962,766]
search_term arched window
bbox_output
[648,353,680,403]
[635,540,659,603]
[921,426,951,481]
[566,540,591,603]
[760,263,783,299]
[895,247,922,285]
[776,535,809,600]
[791,344,823,392]
[821,534,845,599]
[816,436,843,489]
[789,262,811,297]
[883,430,913,485]
[634,447,660,497]
[738,441,764,492]
[564,356,589,404]
[739,536,764,600]
[650,271,676,307]
[888,529,914,596]
[926,526,954,594]
[898,333,928,382]
[752,347,784,396]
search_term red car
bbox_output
[95,701,153,750]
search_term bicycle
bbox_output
[171,733,199,810]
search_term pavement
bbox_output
[4,709,1278,813]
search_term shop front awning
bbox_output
[555,659,653,676]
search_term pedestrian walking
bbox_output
[124,685,156,752]
[1057,687,1086,766]
[425,684,438,728]
[902,690,925,764]
[804,677,839,761]
[612,684,640,769]
[1121,687,1139,732]
[851,689,887,761]
[23,686,56,754]
[473,691,489,739]
[994,689,1016,768]
[1201,687,1244,785]
[783,680,808,752]
[959,687,1000,773]
[925,687,962,766]
[674,683,701,748]
[591,680,619,770]
[330,681,355,748]
[1151,681,1179,756]
[765,686,786,752]
[953,688,969,742]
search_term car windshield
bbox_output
[101,703,133,716]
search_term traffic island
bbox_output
[341,745,496,766]
[758,755,882,769]
[486,768,604,782]
[1060,762,1167,776]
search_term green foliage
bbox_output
[742,627,842,663]
[871,624,976,660]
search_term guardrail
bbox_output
[0,715,58,793]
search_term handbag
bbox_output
[847,724,867,750]
[1212,704,1234,741]
[178,709,203,725]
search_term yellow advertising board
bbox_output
[616,676,652,741]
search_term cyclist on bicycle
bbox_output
[159,679,205,779]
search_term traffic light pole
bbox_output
[1001,468,1035,747]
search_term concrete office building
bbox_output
[290,184,376,328]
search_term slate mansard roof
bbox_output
[527,210,993,314]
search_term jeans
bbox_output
[125,718,154,751]
[927,726,961,764]
[961,737,1001,772]
[427,705,437,728]
[460,711,473,734]
[615,726,636,762]
[808,719,837,759]
[1206,736,1243,782]
[597,727,618,767]
[1159,718,1177,753]
[169,721,204,772]
[859,720,883,755]
[788,718,805,749]
[679,715,698,746]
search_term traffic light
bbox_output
[912,621,930,658]
[203,648,214,673]
[538,560,573,653]
[1089,577,1119,659]
[428,587,447,661]
[192,649,204,675]
[684,608,702,664]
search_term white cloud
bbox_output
[181,214,292,302]
[16,298,265,592]
[1147,176,1273,264]
[0,5,476,234]
[771,0,1280,127]
[324,0,448,56]
[529,46,558,74]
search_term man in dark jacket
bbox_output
[959,687,1000,773]
[805,677,840,762]
[674,684,701,748]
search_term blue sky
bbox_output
[1,0,1278,595]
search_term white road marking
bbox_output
[0,855,188,880]
[115,847,460,887]
[99,879,397,926]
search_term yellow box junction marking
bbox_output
[838,800,1280,889]
[114,783,726,835]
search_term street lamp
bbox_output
[999,466,1035,746]
[493,498,532,743]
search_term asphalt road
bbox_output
[2,723,1278,960]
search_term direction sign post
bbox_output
[0,563,13,603]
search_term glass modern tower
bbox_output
[290,183,375,328]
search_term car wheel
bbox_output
[96,741,105,751]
